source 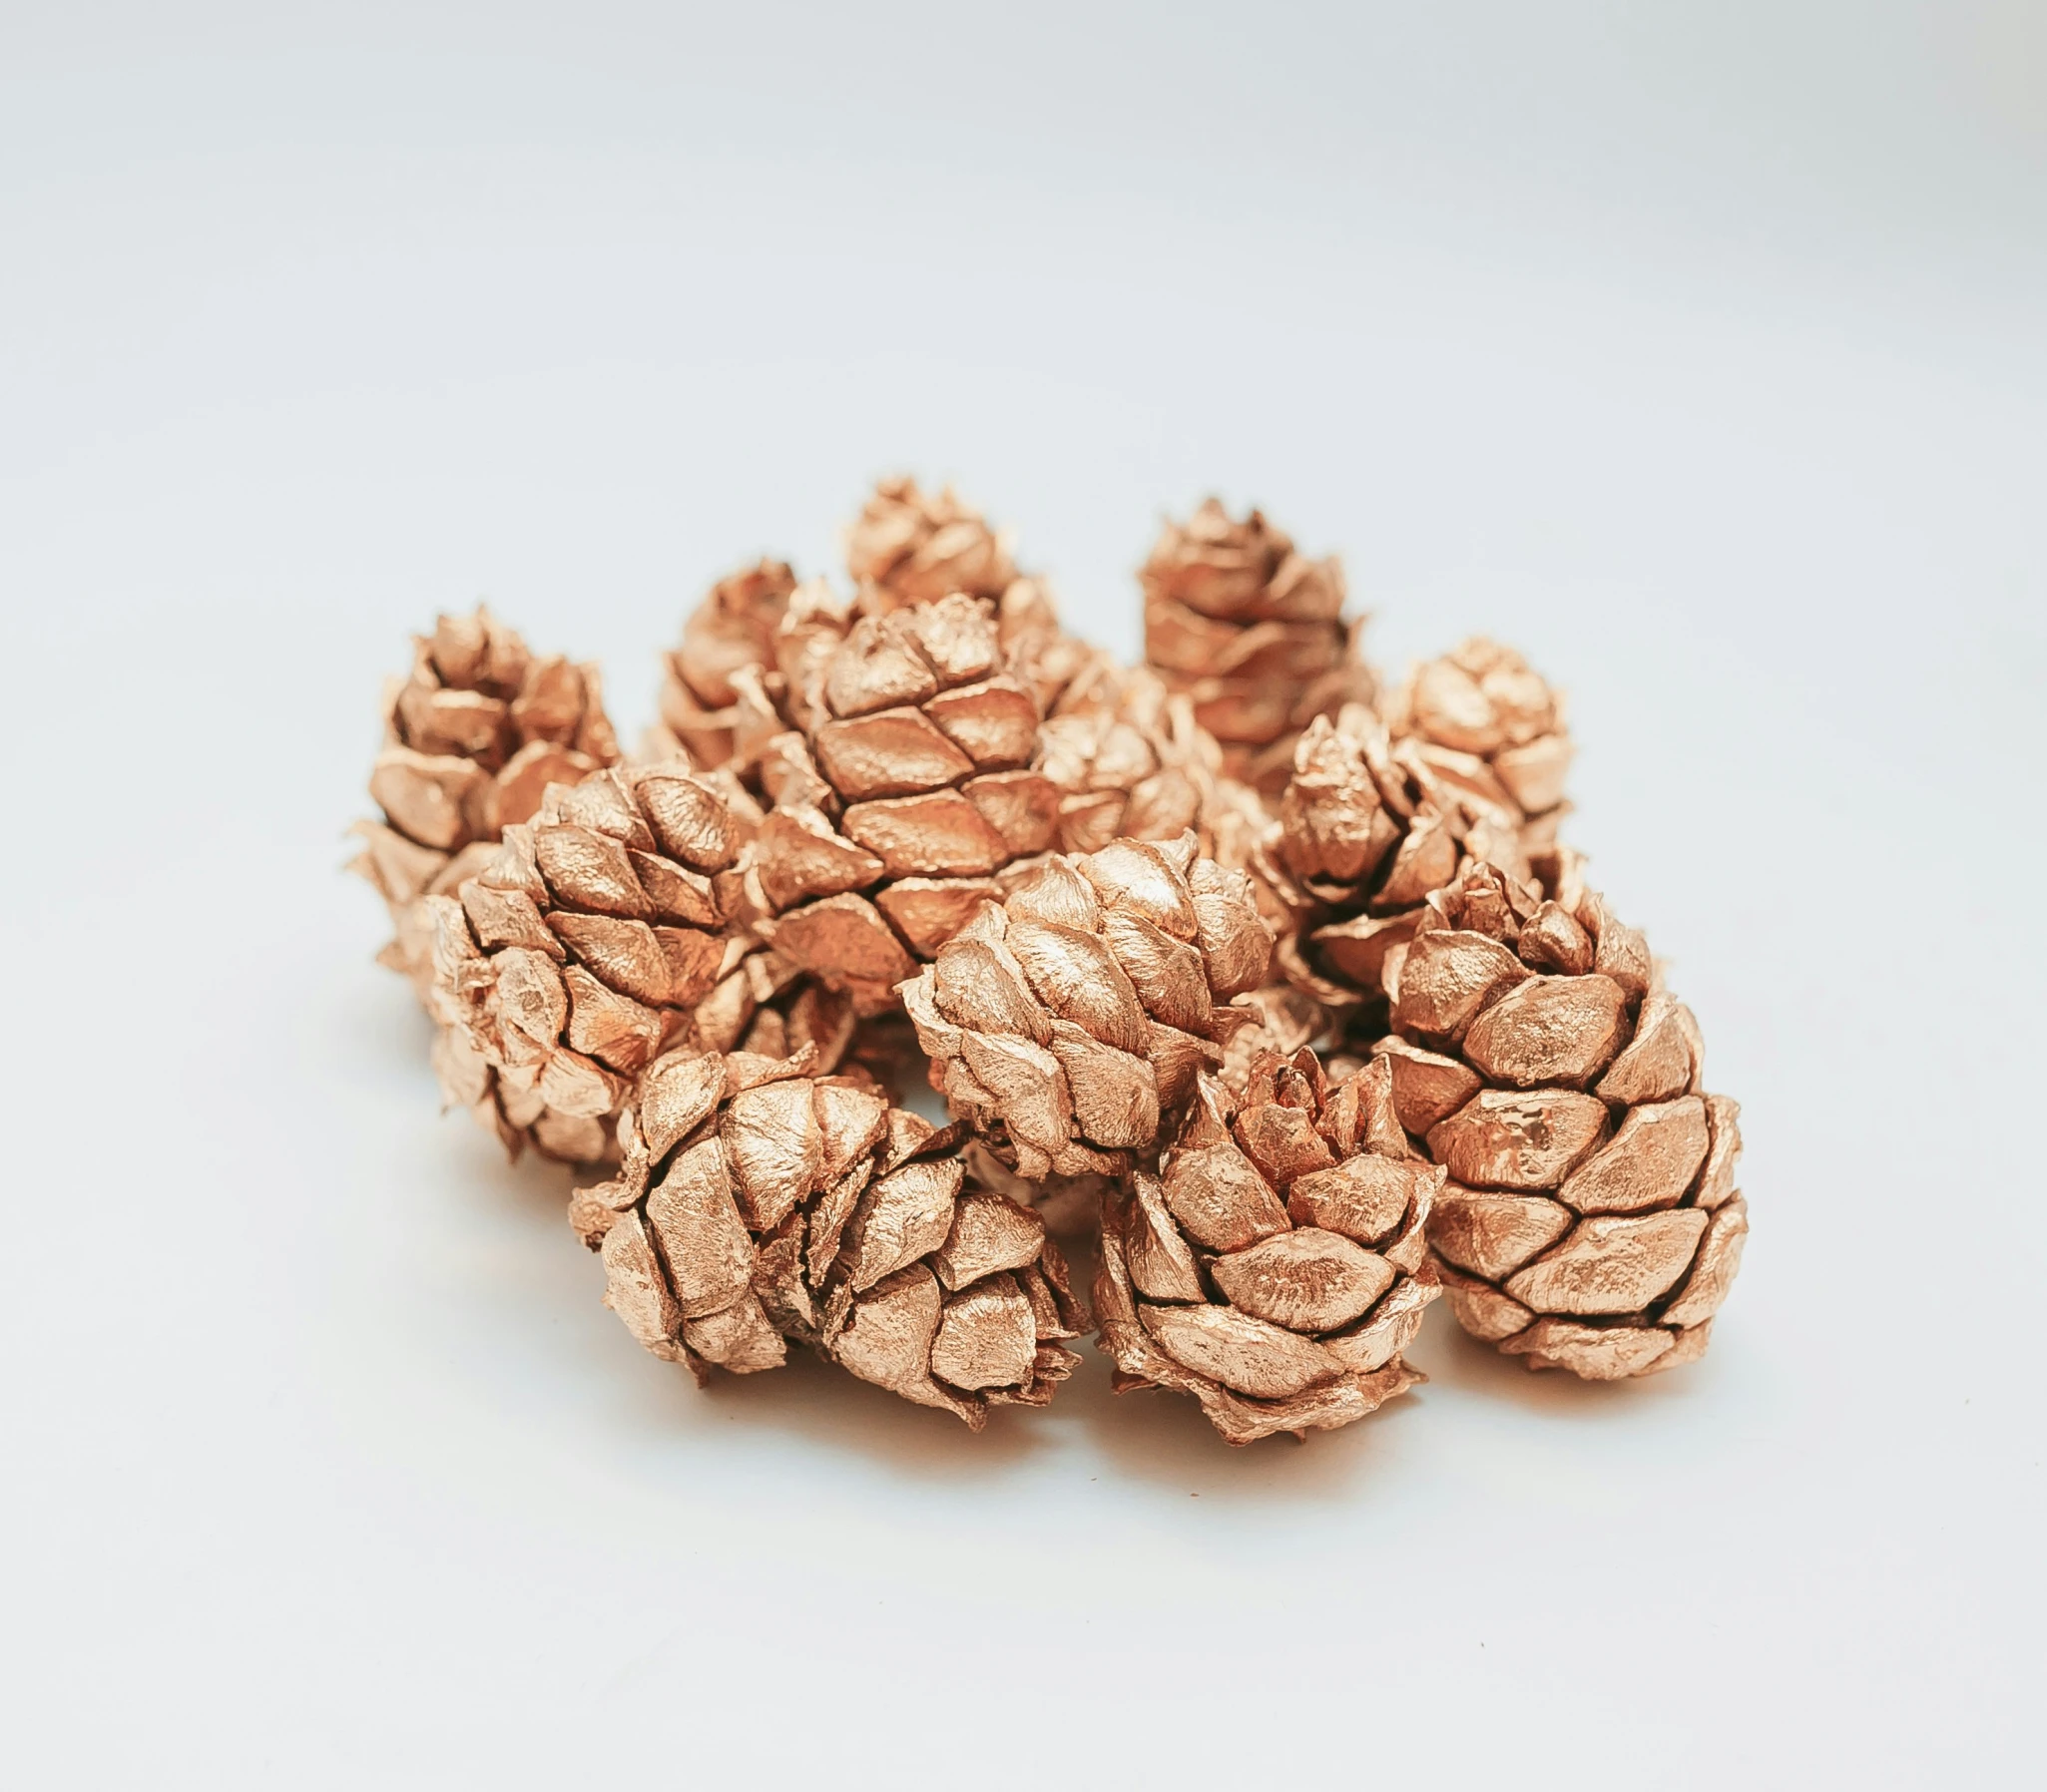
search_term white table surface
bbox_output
[3,6,2041,1785]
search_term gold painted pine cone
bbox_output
[747,592,1062,1013]
[654,558,799,768]
[1259,701,1542,1014]
[350,607,619,1002]
[574,1047,1088,1427]
[1385,637,1574,860]
[425,760,768,1162]
[1378,861,1748,1380]
[844,474,1017,607]
[1095,1050,1441,1445]
[1035,665,1225,855]
[901,835,1274,1178]
[1141,498,1371,792]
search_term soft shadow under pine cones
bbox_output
[353,474,1750,1457]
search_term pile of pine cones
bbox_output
[353,478,1748,1445]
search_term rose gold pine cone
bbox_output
[573,1046,1087,1426]
[746,592,1062,1013]
[1141,498,1372,792]
[1385,638,1574,860]
[652,559,800,768]
[425,760,770,1162]
[1036,665,1224,855]
[845,475,1017,608]
[1375,860,1747,1380]
[1252,702,1542,1017]
[1095,1048,1440,1445]
[900,834,1274,1179]
[350,608,619,1002]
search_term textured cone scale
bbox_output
[350,607,619,1003]
[845,475,1017,608]
[655,559,799,768]
[1380,861,1747,1379]
[1141,498,1371,792]
[901,833,1274,1178]
[745,592,1064,1013]
[572,1047,1087,1426]
[1385,638,1574,860]
[427,759,780,1162]
[1095,1050,1440,1445]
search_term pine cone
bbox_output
[1257,703,1534,1016]
[1095,1049,1439,1445]
[1141,499,1371,792]
[745,593,1062,1014]
[426,759,767,1161]
[654,559,799,768]
[1036,666,1221,855]
[350,608,618,1002]
[900,835,1274,1178]
[845,475,1016,607]
[1377,861,1747,1380]
[573,1047,1087,1427]
[1386,638,1574,859]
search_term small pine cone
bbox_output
[1385,638,1574,858]
[655,559,799,768]
[845,475,1017,607]
[1263,703,1535,1015]
[573,1047,1088,1427]
[745,593,1063,1014]
[426,760,765,1161]
[1095,1050,1441,1446]
[1035,667,1222,855]
[1377,861,1747,1380]
[901,835,1274,1179]
[350,608,618,1002]
[1141,499,1372,792]
[994,573,1138,725]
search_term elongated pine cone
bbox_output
[1095,1050,1440,1445]
[1377,861,1747,1380]
[1141,498,1370,792]
[655,559,799,767]
[426,760,770,1161]
[747,592,1061,1012]
[901,835,1273,1178]
[351,608,618,1000]
[1386,638,1574,859]
[845,475,1016,606]
[574,1047,1087,1427]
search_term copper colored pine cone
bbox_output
[654,558,800,768]
[426,760,782,1162]
[1253,701,1545,1015]
[745,593,1063,1014]
[351,607,619,1002]
[1385,637,1574,860]
[901,835,1273,1179]
[844,474,1017,608]
[574,1046,1087,1426]
[1035,665,1226,855]
[1141,498,1371,792]
[1375,861,1747,1380]
[1095,1049,1441,1445]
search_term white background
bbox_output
[3,4,2042,1785]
